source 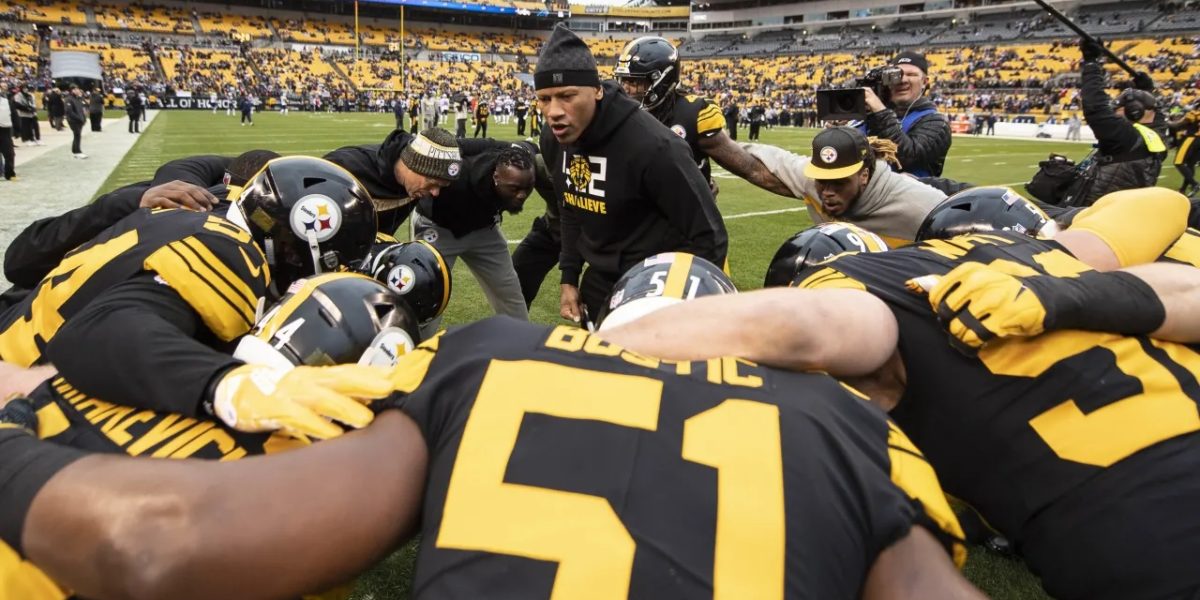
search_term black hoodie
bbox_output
[543,81,726,285]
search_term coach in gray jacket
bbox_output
[744,126,946,246]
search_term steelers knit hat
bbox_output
[400,128,462,181]
[535,24,600,90]
[805,127,871,180]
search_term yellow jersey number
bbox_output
[981,331,1200,467]
[435,360,786,600]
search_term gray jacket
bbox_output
[744,142,947,245]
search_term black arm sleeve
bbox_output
[4,183,148,288]
[0,424,86,556]
[45,273,241,418]
[865,108,952,176]
[151,155,232,187]
[647,138,728,266]
[1081,61,1143,156]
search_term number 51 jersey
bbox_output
[392,317,965,599]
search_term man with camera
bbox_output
[858,52,952,178]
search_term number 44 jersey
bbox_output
[389,317,965,599]
[799,232,1200,600]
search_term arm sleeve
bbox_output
[45,273,242,418]
[151,155,232,187]
[4,184,147,288]
[865,109,952,176]
[0,424,87,556]
[1081,62,1143,156]
[647,138,728,266]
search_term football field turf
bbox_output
[96,110,1187,599]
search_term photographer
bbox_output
[860,52,951,178]
[1076,37,1167,206]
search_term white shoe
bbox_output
[35,140,44,146]
[73,153,88,159]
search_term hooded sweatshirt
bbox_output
[744,143,946,246]
[544,81,726,284]
[324,129,417,234]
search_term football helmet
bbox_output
[598,253,736,331]
[358,241,451,324]
[916,187,1060,241]
[763,222,889,288]
[232,272,420,370]
[614,36,680,110]
[1113,88,1157,123]
[228,156,378,295]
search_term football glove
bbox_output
[211,364,394,441]
[911,262,1049,352]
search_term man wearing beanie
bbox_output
[534,24,726,326]
[325,127,462,234]
[859,51,952,178]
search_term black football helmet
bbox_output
[232,272,420,369]
[598,252,736,331]
[614,36,680,110]
[229,156,378,296]
[916,187,1060,241]
[764,222,889,288]
[358,241,451,324]
[1113,88,1157,123]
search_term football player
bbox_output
[604,187,1200,600]
[2,254,983,600]
[0,157,385,441]
[1169,102,1200,196]
[763,222,889,288]
[614,36,793,198]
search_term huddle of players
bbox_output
[2,43,1200,600]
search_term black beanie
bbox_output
[400,128,463,181]
[891,51,929,75]
[535,24,600,90]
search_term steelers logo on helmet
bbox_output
[598,252,735,331]
[764,222,888,288]
[232,272,422,371]
[387,264,417,295]
[357,241,452,324]
[916,186,1059,242]
[819,146,839,165]
[289,194,343,242]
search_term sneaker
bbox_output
[73,153,88,159]
[34,140,44,146]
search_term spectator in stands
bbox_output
[0,82,15,181]
[413,143,535,336]
[126,87,143,133]
[1076,37,1166,206]
[66,85,87,159]
[11,84,40,146]
[47,88,65,131]
[88,87,104,132]
[861,52,951,177]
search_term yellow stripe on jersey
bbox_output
[0,540,67,600]
[795,267,867,291]
[696,104,726,136]
[1068,188,1190,267]
[663,253,694,299]
[1175,137,1195,166]
[35,402,70,439]
[390,330,443,394]
[885,422,968,567]
[144,237,263,341]
[1163,228,1200,267]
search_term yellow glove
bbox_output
[910,262,1049,351]
[212,364,394,440]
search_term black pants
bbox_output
[0,127,14,179]
[531,118,540,137]
[69,120,83,154]
[409,117,418,134]
[89,113,102,131]
[748,122,761,140]
[517,116,526,136]
[456,118,467,138]
[728,124,737,140]
[512,215,560,307]
[19,117,37,142]
[241,111,252,124]
[473,120,487,137]
[394,115,404,130]
[579,267,618,328]
[128,113,139,132]
[49,115,63,131]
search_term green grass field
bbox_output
[97,110,1187,600]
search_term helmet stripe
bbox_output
[663,253,694,299]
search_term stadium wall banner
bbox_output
[159,96,238,110]
[443,51,482,62]
[608,6,689,17]
[50,51,102,80]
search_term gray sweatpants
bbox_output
[414,213,529,338]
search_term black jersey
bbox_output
[654,92,726,181]
[799,232,1200,600]
[26,376,302,460]
[390,317,964,599]
[0,208,269,367]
